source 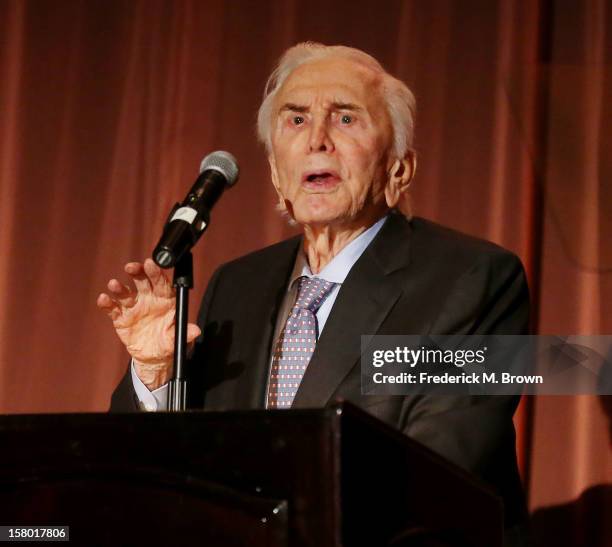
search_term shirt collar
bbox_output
[287,214,388,289]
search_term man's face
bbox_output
[268,56,394,228]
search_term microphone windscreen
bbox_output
[199,151,239,186]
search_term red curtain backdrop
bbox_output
[0,0,610,543]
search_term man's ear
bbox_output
[268,154,279,188]
[268,153,288,211]
[385,151,417,208]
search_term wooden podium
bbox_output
[0,402,502,546]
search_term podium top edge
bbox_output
[0,400,358,424]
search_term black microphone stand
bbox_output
[167,251,193,411]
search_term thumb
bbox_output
[186,323,202,343]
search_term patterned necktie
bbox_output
[267,276,336,409]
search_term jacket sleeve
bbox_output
[399,250,530,527]
[109,361,140,412]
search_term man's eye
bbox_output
[340,114,353,124]
[292,116,305,125]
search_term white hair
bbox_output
[256,42,416,159]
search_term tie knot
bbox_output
[294,276,335,313]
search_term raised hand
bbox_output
[97,258,201,390]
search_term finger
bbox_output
[124,261,152,295]
[186,323,202,343]
[96,292,121,321]
[107,279,137,307]
[144,258,174,298]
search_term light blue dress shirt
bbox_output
[132,215,388,411]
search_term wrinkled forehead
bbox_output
[274,56,386,114]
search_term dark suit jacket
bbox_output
[111,213,530,529]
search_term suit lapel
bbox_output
[232,237,301,409]
[292,214,413,408]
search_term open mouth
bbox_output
[306,172,334,182]
[301,170,341,190]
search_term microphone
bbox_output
[153,151,239,268]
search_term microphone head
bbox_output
[200,151,239,186]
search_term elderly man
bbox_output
[99,43,529,542]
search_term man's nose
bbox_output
[308,119,334,153]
